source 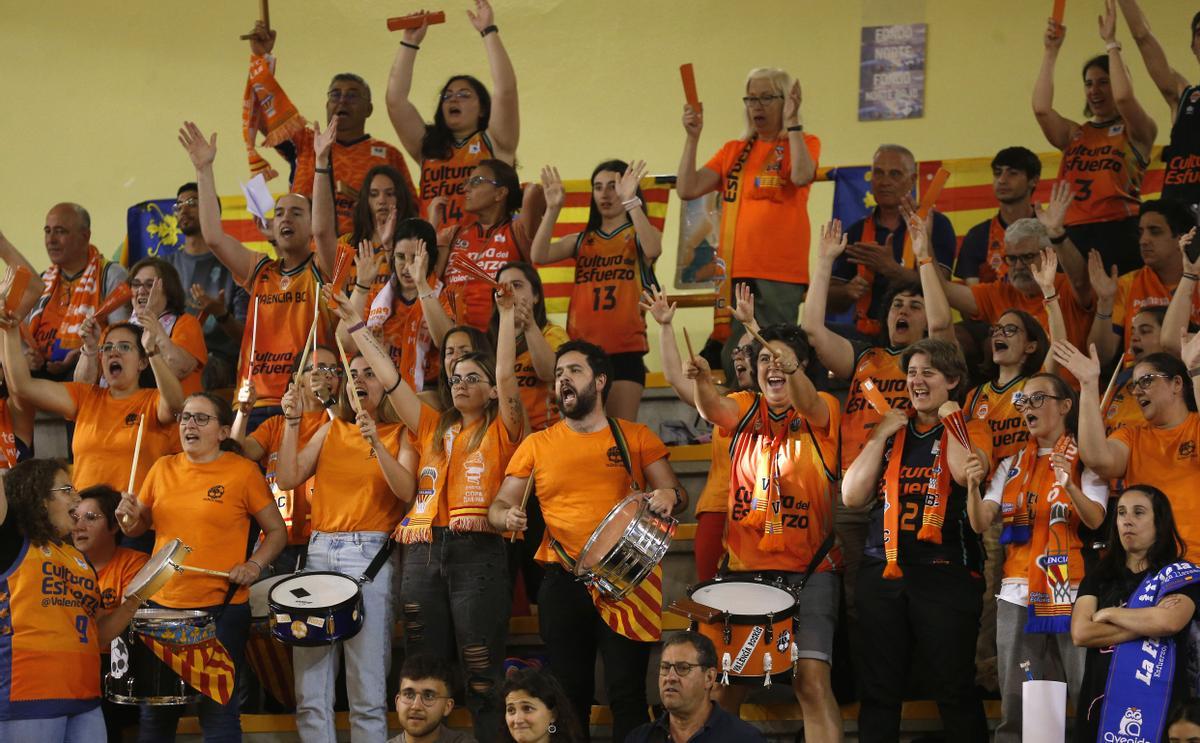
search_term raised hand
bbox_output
[281,382,300,418]
[1098,0,1118,43]
[1051,340,1102,384]
[409,241,431,288]
[313,119,338,165]
[357,409,380,446]
[325,286,363,325]
[1036,181,1073,237]
[1045,17,1066,50]
[115,491,142,530]
[683,352,711,381]
[616,160,648,203]
[1179,228,1200,274]
[247,20,276,56]
[732,283,756,327]
[375,208,397,249]
[1031,248,1060,295]
[845,234,899,277]
[426,196,448,232]
[682,104,704,139]
[639,287,676,326]
[876,408,909,438]
[1087,250,1118,304]
[784,80,803,125]
[466,0,495,34]
[540,166,564,211]
[400,10,433,45]
[139,319,161,356]
[79,312,100,354]
[964,452,987,492]
[355,239,379,288]
[178,122,217,169]
[817,219,848,263]
[900,204,932,262]
[189,285,228,318]
[236,377,257,414]
[1181,329,1200,370]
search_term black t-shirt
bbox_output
[1073,565,1200,743]
[0,505,22,573]
[864,421,984,572]
[1163,84,1200,205]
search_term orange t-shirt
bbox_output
[365,282,451,393]
[505,418,669,565]
[1110,413,1200,554]
[250,411,328,545]
[841,345,910,471]
[567,224,653,355]
[695,426,732,515]
[289,126,418,236]
[970,272,1093,351]
[164,312,208,396]
[139,451,273,608]
[239,254,333,407]
[1112,267,1200,341]
[704,134,821,285]
[965,377,1030,466]
[0,538,101,715]
[311,417,407,533]
[95,546,149,610]
[516,324,569,432]
[725,391,842,573]
[419,130,494,227]
[442,219,527,330]
[64,384,174,492]
[1058,120,1146,226]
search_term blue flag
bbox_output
[122,199,185,266]
[825,166,873,325]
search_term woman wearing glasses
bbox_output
[116,392,285,740]
[75,258,207,395]
[963,373,1107,743]
[341,281,525,742]
[386,0,519,228]
[0,460,140,742]
[1,319,184,493]
[676,67,819,360]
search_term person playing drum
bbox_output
[117,392,285,740]
[489,339,686,743]
[686,323,842,741]
[342,282,525,742]
[275,318,416,743]
[0,460,140,742]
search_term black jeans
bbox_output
[854,561,987,743]
[537,565,651,743]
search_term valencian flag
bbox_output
[141,634,236,704]
[120,195,277,267]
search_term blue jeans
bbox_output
[293,531,396,743]
[137,602,251,743]
[0,706,104,742]
[402,530,510,743]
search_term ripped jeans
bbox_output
[401,529,510,743]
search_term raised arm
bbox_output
[941,401,991,486]
[1033,20,1079,150]
[1161,229,1198,357]
[467,0,518,162]
[528,167,579,265]
[0,320,76,419]
[906,207,953,342]
[640,288,693,405]
[409,243,454,349]
[335,290,421,431]
[675,105,721,200]
[1037,181,1092,306]
[965,452,1001,533]
[1117,0,1191,111]
[1052,340,1130,479]
[310,119,340,281]
[1180,329,1200,404]
[72,314,101,385]
[617,161,663,260]
[356,410,416,502]
[1085,251,1122,364]
[494,290,527,441]
[385,16,432,162]
[784,81,816,186]
[337,240,380,355]
[0,234,43,318]
[136,281,199,380]
[802,220,856,379]
[275,384,332,491]
[230,381,266,462]
[521,315,556,382]
[687,352,740,430]
[1033,248,1071,374]
[842,409,907,508]
[1099,0,1158,157]
[143,329,185,425]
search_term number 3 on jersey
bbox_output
[592,285,617,311]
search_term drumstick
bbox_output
[334,335,363,415]
[387,11,446,31]
[245,297,260,390]
[917,168,950,219]
[743,325,778,359]
[509,468,536,543]
[122,414,146,526]
[1052,0,1066,27]
[239,0,271,40]
[176,564,231,579]
[682,327,695,360]
[680,63,701,112]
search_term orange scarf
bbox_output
[710,138,756,344]
[29,244,105,353]
[855,215,912,336]
[397,465,438,544]
[738,398,794,553]
[241,54,305,181]
[881,421,952,579]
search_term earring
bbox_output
[548,723,557,734]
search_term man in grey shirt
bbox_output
[389,655,476,743]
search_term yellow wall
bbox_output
[4,0,1196,370]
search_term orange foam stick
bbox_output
[2,266,31,315]
[917,168,950,219]
[680,64,701,110]
[1051,0,1066,26]
[95,283,133,320]
[326,249,354,308]
[387,11,446,31]
[860,379,892,415]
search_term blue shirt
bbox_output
[626,702,767,743]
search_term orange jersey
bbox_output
[695,426,732,515]
[442,219,527,330]
[725,392,841,573]
[704,134,821,284]
[139,451,273,608]
[1110,413,1200,554]
[419,130,494,227]
[0,400,20,471]
[842,345,910,471]
[567,224,655,354]
[289,126,418,236]
[250,411,328,545]
[0,538,102,718]
[164,311,208,396]
[239,254,333,407]
[966,377,1029,465]
[970,272,1093,351]
[1112,267,1200,342]
[311,417,407,533]
[516,323,569,432]
[95,547,149,610]
[1058,120,1147,226]
[365,282,451,393]
[64,384,174,493]
[505,418,669,565]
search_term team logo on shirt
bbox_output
[1108,123,1125,136]
[468,142,481,155]
[790,419,802,432]
[206,485,225,502]
[371,146,387,158]
[1190,90,1200,104]
[976,396,990,419]
[125,413,139,426]
[606,446,624,467]
[1179,441,1196,460]
[279,275,291,291]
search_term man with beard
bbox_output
[164,183,250,390]
[489,339,684,743]
[388,654,475,743]
[954,147,1042,286]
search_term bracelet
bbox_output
[1190,367,1200,379]
[314,166,332,174]
[1095,311,1112,320]
[1185,273,1200,282]
[622,196,643,212]
[348,321,366,334]
[400,41,420,50]
[1049,232,1067,245]
[418,287,436,299]
[247,559,263,573]
[786,124,804,132]
[284,415,301,422]
[670,487,682,507]
[353,282,371,293]
[81,347,97,356]
[1042,293,1059,304]
[480,24,498,37]
[146,350,160,358]
[1106,40,1122,52]
[384,376,402,394]
[918,256,933,267]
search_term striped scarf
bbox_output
[29,244,105,354]
[881,422,952,579]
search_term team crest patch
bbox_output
[468,142,481,154]
[790,419,802,432]
[206,485,225,502]
[606,446,624,467]
[279,275,291,290]
[1179,441,1196,459]
[1108,123,1125,136]
[125,413,139,426]
[371,145,387,158]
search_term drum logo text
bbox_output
[731,625,764,673]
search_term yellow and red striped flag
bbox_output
[142,635,236,705]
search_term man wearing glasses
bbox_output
[165,182,250,390]
[627,632,766,743]
[388,654,476,743]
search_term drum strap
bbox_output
[795,528,837,593]
[358,539,396,584]
[606,417,639,490]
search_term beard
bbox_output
[559,383,599,420]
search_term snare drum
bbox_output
[267,572,364,646]
[124,538,192,603]
[105,608,215,705]
[670,575,798,685]
[575,494,676,600]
